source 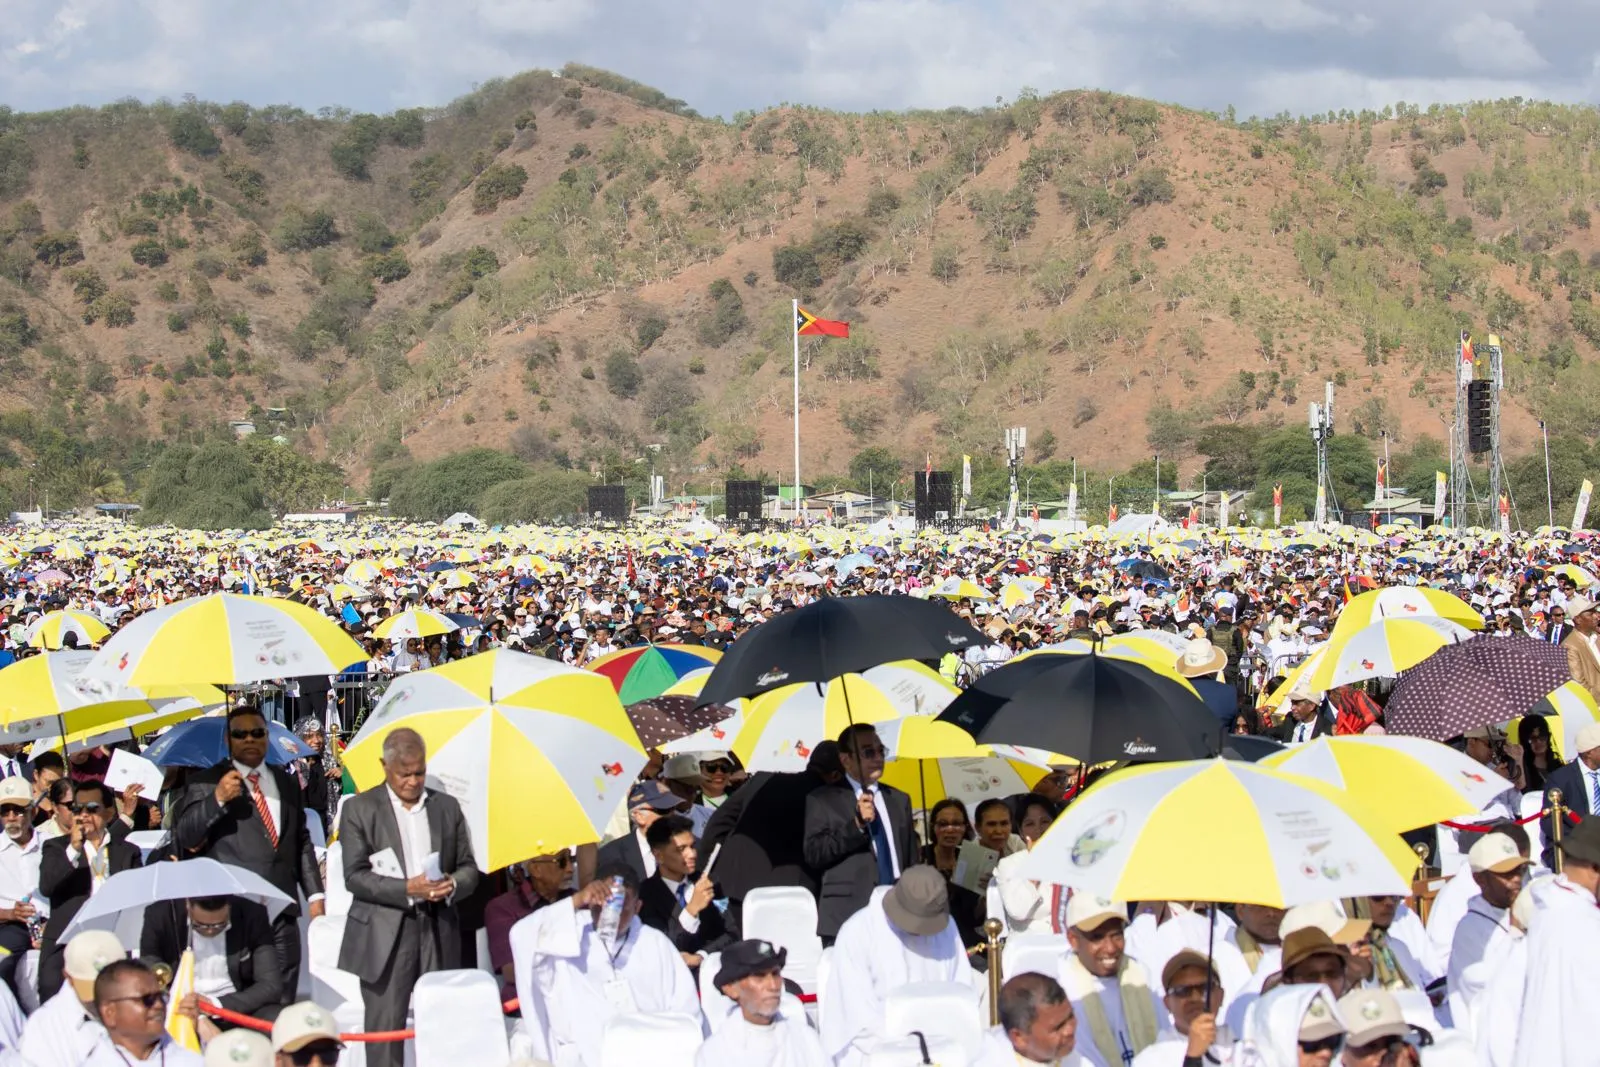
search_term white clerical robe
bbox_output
[1511,875,1600,1067]
[1124,909,1248,1007]
[80,1035,205,1066]
[1058,962,1166,1067]
[972,1026,1085,1067]
[17,987,111,1067]
[1130,1029,1236,1067]
[511,898,704,1067]
[1476,930,1526,1067]
[819,899,986,1067]
[995,849,1053,934]
[1425,870,1479,972]
[1446,897,1516,1040]
[1382,902,1442,988]
[694,1008,828,1067]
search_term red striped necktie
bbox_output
[247,772,278,849]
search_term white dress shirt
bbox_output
[65,836,111,892]
[386,787,434,902]
[191,928,237,1000]
[844,775,900,880]
[1581,762,1600,814]
[233,759,280,841]
[0,827,45,910]
[659,875,701,935]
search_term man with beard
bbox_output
[694,940,826,1067]
[0,776,44,999]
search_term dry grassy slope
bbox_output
[3,80,1596,489]
[375,101,1562,483]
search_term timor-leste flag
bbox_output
[796,306,850,338]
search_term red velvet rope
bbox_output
[1439,808,1580,831]
[200,997,523,1043]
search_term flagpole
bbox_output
[793,298,801,525]
[1542,420,1554,528]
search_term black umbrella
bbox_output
[695,595,986,707]
[934,651,1220,764]
[1221,734,1287,762]
[1385,635,1572,742]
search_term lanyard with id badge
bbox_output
[594,876,639,1014]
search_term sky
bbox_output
[3,0,1598,121]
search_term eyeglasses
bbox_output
[700,762,734,774]
[1298,1034,1344,1055]
[851,745,887,759]
[68,802,105,815]
[229,728,267,740]
[1346,1037,1403,1058]
[0,805,27,818]
[286,1041,343,1066]
[1167,981,1221,1000]
[105,990,168,1010]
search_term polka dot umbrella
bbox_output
[1385,635,1572,742]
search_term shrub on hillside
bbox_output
[130,240,168,267]
[367,251,412,283]
[272,207,339,252]
[697,278,746,347]
[33,232,83,268]
[168,111,221,157]
[387,448,527,520]
[472,163,529,214]
[604,349,642,397]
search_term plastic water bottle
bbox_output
[19,895,41,949]
[594,875,626,949]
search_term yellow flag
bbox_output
[165,949,202,1051]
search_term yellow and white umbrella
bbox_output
[84,593,366,688]
[342,559,384,584]
[1020,759,1417,905]
[1261,735,1517,832]
[26,610,111,650]
[1525,681,1600,762]
[1331,587,1483,639]
[372,608,459,642]
[1301,617,1472,692]
[714,661,958,772]
[342,649,647,869]
[930,577,993,601]
[877,717,1050,809]
[0,651,223,744]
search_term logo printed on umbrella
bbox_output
[1460,770,1486,784]
[600,762,624,777]
[793,741,811,758]
[945,632,973,647]
[1360,659,1375,670]
[1123,738,1158,756]
[1070,810,1125,868]
[711,726,726,740]
[757,668,790,687]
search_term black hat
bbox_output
[713,939,787,989]
[1561,815,1600,867]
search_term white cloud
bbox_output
[0,0,1589,120]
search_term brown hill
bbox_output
[3,73,1600,509]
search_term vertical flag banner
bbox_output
[1315,482,1327,525]
[1499,493,1511,535]
[1433,471,1448,523]
[1576,479,1594,530]
[792,302,851,524]
[961,455,972,501]
[1375,459,1387,499]
[1272,483,1283,527]
[1067,482,1078,523]
[1219,491,1230,528]
[1109,503,1119,523]
[1459,330,1475,386]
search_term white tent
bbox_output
[441,512,480,528]
[1107,513,1170,536]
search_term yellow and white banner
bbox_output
[1576,479,1594,530]
[1433,472,1448,523]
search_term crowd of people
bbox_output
[0,514,1597,1065]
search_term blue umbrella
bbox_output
[835,553,874,577]
[422,560,457,573]
[444,613,484,629]
[143,718,314,769]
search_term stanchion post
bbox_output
[984,918,1004,1025]
[1549,788,1565,875]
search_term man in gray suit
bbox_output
[338,727,480,1067]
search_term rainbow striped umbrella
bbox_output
[587,644,722,704]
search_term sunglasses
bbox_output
[68,802,105,815]
[229,728,268,740]
[1167,981,1221,1000]
[106,990,168,1010]
[1298,1034,1344,1055]
[286,1041,343,1066]
[0,805,27,818]
[700,762,734,774]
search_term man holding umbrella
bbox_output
[172,704,324,1004]
[803,724,917,943]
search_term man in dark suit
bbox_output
[698,742,841,937]
[638,814,732,972]
[338,726,480,1067]
[1270,690,1333,745]
[596,780,688,883]
[1544,605,1574,646]
[37,780,142,999]
[1541,724,1600,868]
[140,895,282,1022]
[802,723,917,943]
[172,704,325,1002]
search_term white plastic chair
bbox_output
[883,981,984,1063]
[867,1034,969,1067]
[124,830,167,862]
[742,886,825,992]
[1520,792,1548,862]
[698,952,724,1018]
[1001,932,1062,982]
[413,969,509,1067]
[599,1012,703,1067]
[985,883,1008,935]
[812,945,834,1028]
[323,841,354,917]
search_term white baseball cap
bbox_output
[1468,832,1527,874]
[1065,893,1126,932]
[1577,722,1600,755]
[204,1029,272,1067]
[1280,899,1370,944]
